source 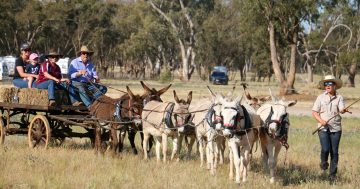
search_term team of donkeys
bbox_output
[89,81,297,184]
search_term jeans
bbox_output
[13,78,35,88]
[35,80,55,100]
[318,130,342,177]
[69,81,107,107]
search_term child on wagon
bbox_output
[25,53,40,88]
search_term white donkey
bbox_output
[142,90,192,162]
[219,95,260,184]
[256,89,296,183]
[190,87,225,175]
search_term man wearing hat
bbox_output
[35,49,70,106]
[312,75,349,181]
[13,43,38,88]
[68,45,107,108]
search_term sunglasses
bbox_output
[48,56,59,59]
[324,82,335,86]
[81,52,90,55]
[22,49,31,52]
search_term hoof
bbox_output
[235,180,241,184]
[270,177,275,184]
[132,149,138,155]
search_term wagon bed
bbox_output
[0,101,99,148]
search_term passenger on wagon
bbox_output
[34,49,71,106]
[25,53,40,88]
[13,43,38,88]
[68,45,107,108]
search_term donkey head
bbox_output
[126,86,144,126]
[140,81,171,104]
[219,95,246,137]
[173,90,193,133]
[206,86,224,130]
[257,89,297,137]
[244,91,270,110]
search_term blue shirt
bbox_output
[69,57,98,82]
[25,63,40,74]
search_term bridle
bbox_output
[262,105,290,149]
[206,103,223,129]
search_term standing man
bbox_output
[312,75,348,181]
[68,45,107,108]
[13,43,38,88]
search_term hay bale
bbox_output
[0,86,16,103]
[18,88,48,106]
[0,86,71,106]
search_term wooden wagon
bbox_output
[0,102,100,149]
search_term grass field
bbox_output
[1,116,359,188]
[1,74,360,188]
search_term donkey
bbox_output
[90,81,171,155]
[219,95,260,184]
[142,90,192,163]
[191,87,226,175]
[90,86,142,155]
[256,89,297,183]
[117,81,172,154]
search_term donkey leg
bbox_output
[187,136,196,160]
[240,148,250,182]
[110,127,119,156]
[198,137,205,167]
[162,134,168,163]
[177,134,184,160]
[228,144,234,180]
[128,128,138,155]
[171,136,179,162]
[266,143,276,184]
[142,132,150,160]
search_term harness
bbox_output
[206,103,223,129]
[262,106,290,149]
[164,102,175,128]
[224,105,252,136]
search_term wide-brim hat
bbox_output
[319,75,343,89]
[45,48,63,58]
[78,45,94,55]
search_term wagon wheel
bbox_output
[0,118,5,145]
[50,120,66,146]
[28,115,51,149]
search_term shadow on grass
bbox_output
[248,158,342,186]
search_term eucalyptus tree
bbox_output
[146,0,215,81]
[256,0,319,95]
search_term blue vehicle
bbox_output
[209,66,228,85]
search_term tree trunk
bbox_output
[268,21,287,95]
[307,62,314,83]
[285,32,297,94]
[346,63,356,87]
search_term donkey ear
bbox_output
[245,91,252,100]
[140,81,151,94]
[287,100,297,107]
[206,86,216,98]
[173,90,180,103]
[158,84,172,96]
[269,88,278,102]
[187,91,193,104]
[126,86,134,99]
[259,96,271,103]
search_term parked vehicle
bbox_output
[209,66,228,85]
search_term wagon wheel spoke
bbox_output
[28,115,50,149]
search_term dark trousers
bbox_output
[318,130,342,176]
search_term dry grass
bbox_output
[1,117,359,188]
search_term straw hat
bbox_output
[45,48,63,58]
[78,45,94,56]
[319,75,343,89]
